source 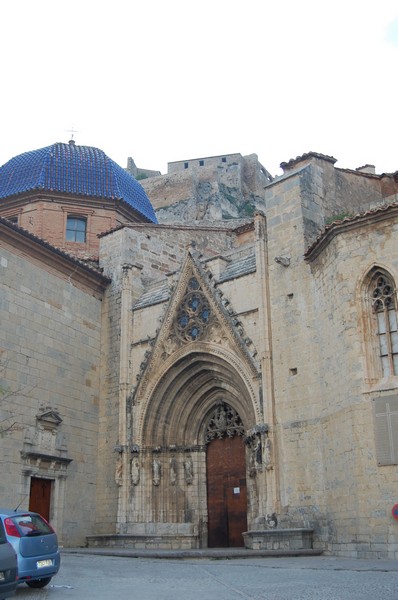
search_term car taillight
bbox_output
[4,518,20,537]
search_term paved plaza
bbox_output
[12,551,398,600]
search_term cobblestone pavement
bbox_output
[13,552,398,600]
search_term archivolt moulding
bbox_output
[133,342,262,446]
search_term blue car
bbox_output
[0,510,60,589]
[0,517,17,599]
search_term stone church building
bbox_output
[0,141,397,558]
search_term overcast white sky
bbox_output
[1,0,397,177]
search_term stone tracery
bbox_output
[205,402,244,443]
[174,277,211,342]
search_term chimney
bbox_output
[356,164,376,175]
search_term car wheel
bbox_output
[26,577,52,588]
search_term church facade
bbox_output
[0,142,397,558]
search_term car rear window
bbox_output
[11,514,53,537]
[0,519,6,543]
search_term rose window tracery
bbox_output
[175,277,211,342]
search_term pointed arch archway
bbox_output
[141,349,258,447]
[130,347,260,548]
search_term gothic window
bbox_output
[175,277,211,342]
[370,270,398,377]
[66,216,87,243]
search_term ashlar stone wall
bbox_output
[264,160,398,558]
[0,234,104,546]
[307,215,398,558]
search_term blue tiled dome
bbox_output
[0,141,157,223]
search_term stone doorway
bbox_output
[29,477,52,521]
[206,435,248,547]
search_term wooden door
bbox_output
[207,435,247,547]
[29,477,52,521]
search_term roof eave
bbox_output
[0,217,110,295]
[305,203,398,262]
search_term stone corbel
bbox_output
[274,255,291,267]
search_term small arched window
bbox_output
[370,270,398,377]
[66,216,86,243]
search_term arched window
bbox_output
[66,216,86,243]
[369,270,398,377]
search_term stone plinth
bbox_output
[86,533,199,551]
[243,528,314,551]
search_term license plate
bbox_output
[0,571,4,581]
[37,559,53,568]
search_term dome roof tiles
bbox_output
[0,141,157,223]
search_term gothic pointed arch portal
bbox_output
[131,350,260,548]
[205,402,248,547]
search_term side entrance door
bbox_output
[206,435,248,547]
[29,477,52,521]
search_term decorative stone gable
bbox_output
[131,249,261,408]
[158,265,232,361]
